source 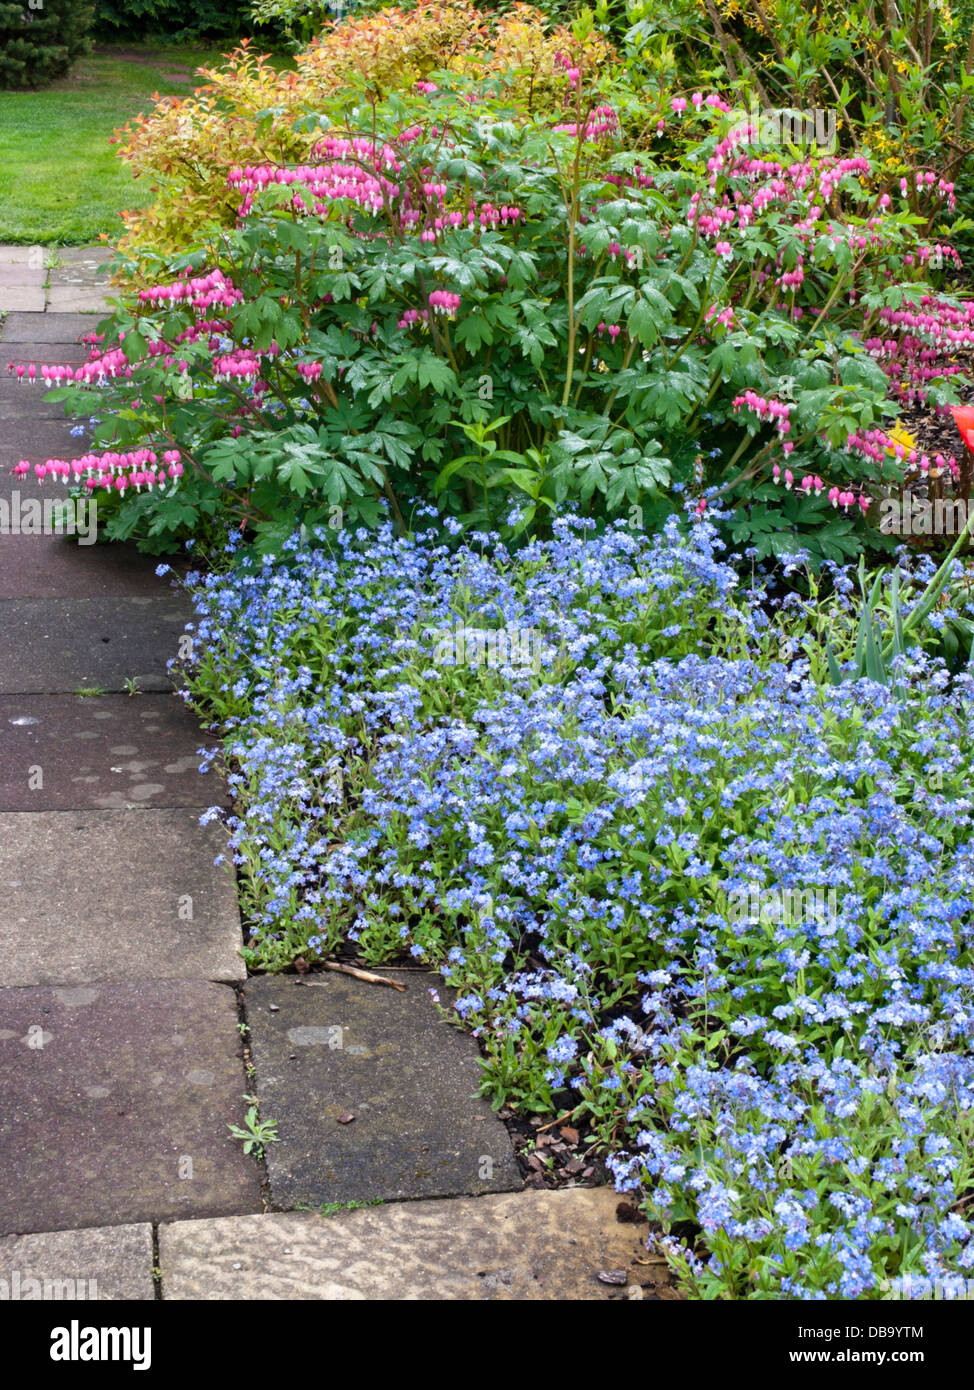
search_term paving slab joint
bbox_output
[151,1226,162,1301]
[230,982,272,1212]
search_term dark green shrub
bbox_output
[91,0,251,43]
[0,0,94,89]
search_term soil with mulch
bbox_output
[898,268,974,495]
[502,1108,605,1189]
[503,1112,683,1297]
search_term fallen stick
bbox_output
[536,1108,580,1133]
[316,961,407,992]
[364,964,429,970]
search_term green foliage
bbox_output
[826,514,974,685]
[0,0,94,89]
[826,559,906,688]
[46,74,959,562]
[180,517,974,1297]
[227,1097,280,1158]
[248,0,373,50]
[111,3,612,260]
[623,0,974,196]
[91,0,251,42]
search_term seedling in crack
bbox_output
[228,1097,279,1159]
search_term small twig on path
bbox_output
[359,964,429,970]
[315,961,407,992]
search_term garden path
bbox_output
[0,253,654,1299]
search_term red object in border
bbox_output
[950,406,974,450]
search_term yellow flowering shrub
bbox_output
[113,2,614,261]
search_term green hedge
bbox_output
[91,0,252,42]
[0,0,94,89]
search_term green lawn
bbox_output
[0,45,237,245]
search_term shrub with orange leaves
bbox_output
[113,2,615,262]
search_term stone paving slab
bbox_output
[159,1189,651,1300]
[0,265,45,288]
[0,595,192,692]
[0,399,82,425]
[0,342,92,370]
[0,420,91,458]
[245,974,521,1209]
[0,475,87,506]
[0,289,45,313]
[47,246,113,286]
[0,534,177,598]
[0,248,111,315]
[0,980,262,1235]
[0,351,93,422]
[0,437,102,500]
[0,478,76,508]
[0,413,90,446]
[0,808,244,986]
[0,693,226,811]
[0,406,84,434]
[46,289,111,315]
[0,312,98,343]
[0,429,103,493]
[0,1223,154,1300]
[0,390,86,418]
